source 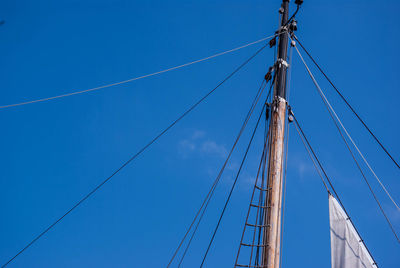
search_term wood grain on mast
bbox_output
[262,1,290,267]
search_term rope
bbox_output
[0,35,277,110]
[249,138,269,267]
[283,4,300,27]
[233,135,268,267]
[200,104,266,267]
[294,44,400,212]
[290,110,380,265]
[235,77,275,266]
[173,80,267,268]
[254,116,272,266]
[292,34,400,172]
[291,111,330,193]
[314,98,400,244]
[2,44,268,268]
[294,44,400,243]
[245,79,275,267]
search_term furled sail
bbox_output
[329,194,376,268]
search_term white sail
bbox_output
[329,194,376,268]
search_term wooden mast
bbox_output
[262,1,290,267]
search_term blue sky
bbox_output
[0,0,399,267]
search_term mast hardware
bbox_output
[288,114,294,123]
[264,66,274,82]
[288,105,294,114]
[275,96,287,104]
[269,37,277,48]
[272,96,285,114]
[289,19,298,31]
[277,58,289,68]
[288,106,294,122]
[275,26,288,36]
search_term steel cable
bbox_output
[2,43,268,268]
[292,34,400,172]
[294,44,400,211]
[172,80,267,268]
[293,44,400,244]
[0,35,277,110]
[290,110,380,264]
[200,103,266,267]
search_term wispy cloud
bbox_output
[289,153,316,180]
[179,140,196,151]
[192,130,206,140]
[178,139,196,158]
[386,205,400,225]
[178,130,228,159]
[200,140,228,158]
[178,130,255,192]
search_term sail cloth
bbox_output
[329,194,377,268]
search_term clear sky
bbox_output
[0,0,399,267]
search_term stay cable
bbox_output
[200,103,266,267]
[168,78,267,268]
[2,43,268,268]
[0,35,276,110]
[294,44,400,212]
[292,34,400,172]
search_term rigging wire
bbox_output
[255,70,275,266]
[254,112,271,267]
[250,139,269,266]
[0,34,277,110]
[2,43,269,268]
[235,74,275,266]
[173,80,267,268]
[314,99,400,244]
[289,110,380,265]
[292,34,400,171]
[294,44,400,212]
[236,76,275,267]
[291,110,330,193]
[294,45,400,243]
[252,74,276,267]
[283,3,300,27]
[233,135,268,266]
[200,103,266,267]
